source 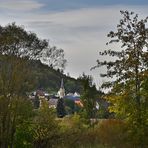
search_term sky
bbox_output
[0,0,148,88]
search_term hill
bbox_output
[25,59,82,94]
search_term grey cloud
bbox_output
[0,0,44,11]
[0,4,148,84]
[28,21,53,27]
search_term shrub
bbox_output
[97,119,130,147]
[57,114,102,148]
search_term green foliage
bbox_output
[0,56,35,147]
[94,11,148,146]
[0,55,34,95]
[57,117,145,148]
[79,74,98,122]
[0,96,34,148]
[0,23,83,148]
[14,99,60,148]
[58,114,100,148]
[21,59,81,92]
[32,100,60,148]
[14,103,35,147]
[65,79,82,93]
[96,103,110,119]
[0,24,44,147]
[14,119,34,148]
[64,99,75,114]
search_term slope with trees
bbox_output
[28,59,82,93]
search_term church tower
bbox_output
[58,78,65,98]
[57,78,66,118]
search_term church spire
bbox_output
[58,78,65,98]
[61,78,64,89]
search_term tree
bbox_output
[13,99,34,148]
[0,23,48,59]
[57,98,66,118]
[33,95,40,109]
[41,46,67,71]
[79,74,98,123]
[0,55,35,147]
[64,99,75,114]
[0,23,48,147]
[33,100,59,148]
[0,23,67,147]
[93,11,148,146]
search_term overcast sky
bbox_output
[0,0,148,87]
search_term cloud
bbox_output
[0,3,148,82]
[0,0,44,11]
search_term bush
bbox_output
[97,119,130,147]
[57,114,102,148]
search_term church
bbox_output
[57,78,65,99]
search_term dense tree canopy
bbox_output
[0,23,48,59]
[0,23,67,70]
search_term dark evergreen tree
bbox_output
[34,95,40,109]
[56,98,66,118]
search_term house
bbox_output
[49,98,58,108]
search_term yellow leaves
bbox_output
[105,91,135,118]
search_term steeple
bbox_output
[58,78,65,98]
[61,78,64,89]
